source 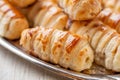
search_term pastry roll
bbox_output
[9,0,36,8]
[70,20,120,72]
[28,0,57,24]
[34,5,68,30]
[20,27,94,72]
[57,0,102,20]
[22,0,68,30]
[0,0,29,40]
[97,8,120,33]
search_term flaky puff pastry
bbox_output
[21,0,68,30]
[57,0,102,20]
[0,0,29,40]
[9,0,36,8]
[34,2,68,30]
[97,8,120,33]
[20,27,94,72]
[70,20,120,72]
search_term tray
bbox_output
[0,37,120,80]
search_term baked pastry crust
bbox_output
[0,0,29,40]
[19,0,68,30]
[20,27,94,72]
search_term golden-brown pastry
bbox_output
[0,0,29,40]
[70,20,120,72]
[97,8,120,33]
[57,0,102,20]
[20,27,94,72]
[9,0,36,8]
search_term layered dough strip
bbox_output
[34,4,68,30]
[0,0,29,40]
[70,20,120,72]
[9,0,36,8]
[21,0,68,30]
[97,8,120,33]
[20,27,94,72]
[27,0,55,24]
[57,0,102,20]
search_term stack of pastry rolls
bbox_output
[19,0,102,72]
[23,0,102,29]
[4,0,120,73]
[69,20,120,72]
[69,0,120,71]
